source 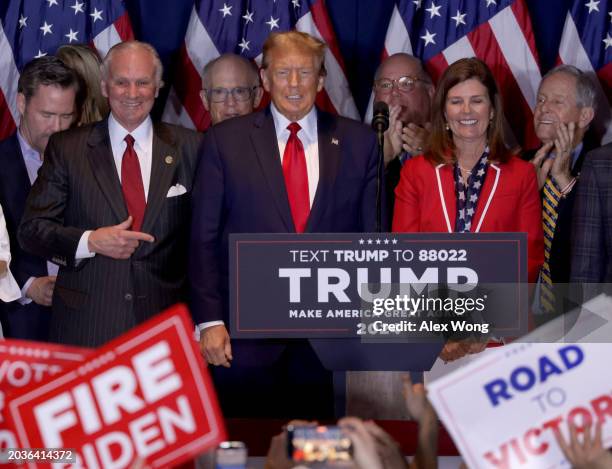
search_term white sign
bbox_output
[428,341,612,468]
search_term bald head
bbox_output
[201,54,262,124]
[373,53,434,125]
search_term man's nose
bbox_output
[50,115,62,133]
[127,82,139,97]
[225,91,237,106]
[288,70,300,87]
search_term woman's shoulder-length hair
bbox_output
[426,57,511,165]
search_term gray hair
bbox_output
[541,64,597,110]
[202,54,260,89]
[101,40,163,86]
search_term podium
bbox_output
[229,232,528,417]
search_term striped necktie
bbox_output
[540,177,561,313]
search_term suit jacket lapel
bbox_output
[306,110,341,232]
[86,120,128,222]
[435,164,455,232]
[140,122,178,234]
[251,109,294,231]
[473,163,500,232]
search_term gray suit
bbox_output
[19,119,201,346]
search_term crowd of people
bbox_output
[0,29,610,466]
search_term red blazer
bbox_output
[392,154,544,283]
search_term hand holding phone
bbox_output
[286,425,352,463]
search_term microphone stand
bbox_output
[375,131,384,234]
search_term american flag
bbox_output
[558,0,612,144]
[368,0,542,151]
[0,0,134,140]
[162,0,359,132]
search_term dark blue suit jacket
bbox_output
[0,134,50,340]
[189,107,381,363]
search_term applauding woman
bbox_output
[393,58,544,283]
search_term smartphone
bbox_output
[215,441,247,469]
[286,425,352,463]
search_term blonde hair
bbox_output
[57,44,109,125]
[261,31,326,75]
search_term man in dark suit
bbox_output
[571,143,612,298]
[372,53,434,219]
[19,41,201,347]
[190,31,379,418]
[527,65,598,316]
[0,57,80,340]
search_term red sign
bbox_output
[6,304,226,468]
[0,340,90,453]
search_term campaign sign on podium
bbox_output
[229,232,528,341]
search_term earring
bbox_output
[445,123,450,130]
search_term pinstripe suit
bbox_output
[571,143,612,294]
[18,119,201,346]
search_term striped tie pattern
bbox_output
[540,177,561,313]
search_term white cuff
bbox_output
[76,230,96,259]
[194,321,224,342]
[198,320,224,331]
[18,276,35,305]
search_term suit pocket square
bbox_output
[166,184,187,198]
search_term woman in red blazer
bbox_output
[393,58,544,359]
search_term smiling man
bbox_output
[18,41,201,346]
[526,65,597,317]
[190,31,380,418]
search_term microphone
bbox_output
[371,101,390,134]
[371,102,389,233]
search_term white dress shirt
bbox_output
[0,204,21,303]
[271,103,319,208]
[76,114,154,258]
[199,105,321,333]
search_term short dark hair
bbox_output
[18,56,81,102]
[428,57,508,164]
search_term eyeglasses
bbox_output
[205,86,258,103]
[374,76,429,93]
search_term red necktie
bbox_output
[121,134,146,231]
[282,122,309,233]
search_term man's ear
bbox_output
[253,86,264,108]
[578,106,595,130]
[427,84,435,101]
[101,80,109,99]
[316,73,325,93]
[260,68,270,92]
[17,92,26,116]
[200,89,210,111]
[154,81,164,99]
